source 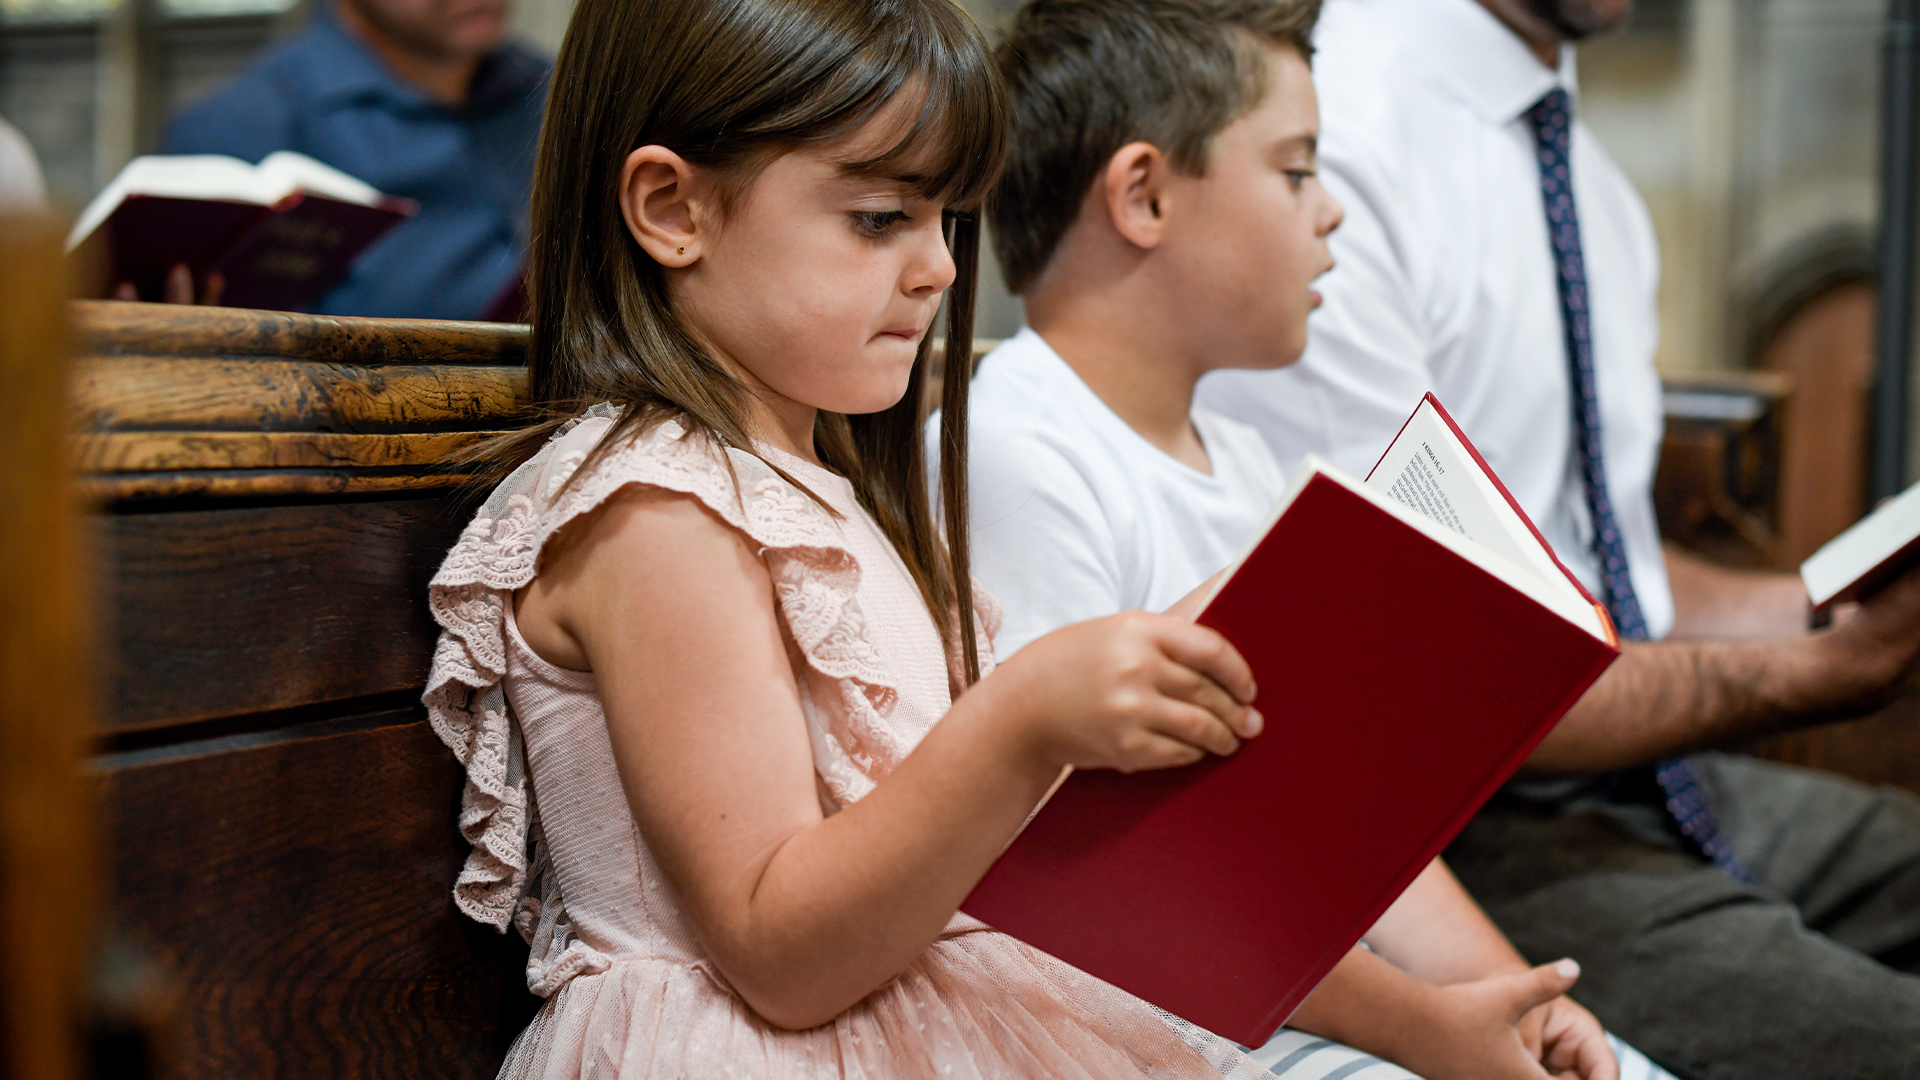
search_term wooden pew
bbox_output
[75,300,538,1079]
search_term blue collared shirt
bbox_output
[162,12,550,320]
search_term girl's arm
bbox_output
[516,486,1260,1030]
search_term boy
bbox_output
[942,0,1671,1076]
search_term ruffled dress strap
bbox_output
[424,407,941,930]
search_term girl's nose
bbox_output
[907,221,958,295]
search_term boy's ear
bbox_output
[1102,141,1169,251]
[619,145,714,267]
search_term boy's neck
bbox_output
[1028,307,1211,475]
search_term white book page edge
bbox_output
[1802,479,1920,606]
[1366,400,1587,611]
[67,154,294,251]
[257,151,383,208]
[1200,455,1608,641]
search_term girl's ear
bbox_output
[619,146,715,267]
[1102,141,1168,251]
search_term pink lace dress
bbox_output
[424,409,1268,1078]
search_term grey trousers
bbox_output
[1444,753,1920,1080]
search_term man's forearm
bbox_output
[1662,545,1810,641]
[1522,638,1818,773]
[1522,550,1920,774]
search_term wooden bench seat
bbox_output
[77,300,538,1079]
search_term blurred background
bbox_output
[0,0,1906,723]
[0,5,1911,1076]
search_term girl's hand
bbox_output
[1404,961,1619,1080]
[987,611,1261,774]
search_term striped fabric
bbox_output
[1250,1028,1677,1080]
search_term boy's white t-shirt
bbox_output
[938,328,1290,659]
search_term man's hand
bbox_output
[1528,557,1920,773]
[1808,559,1920,713]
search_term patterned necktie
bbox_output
[1527,88,1753,884]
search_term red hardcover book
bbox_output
[68,151,414,312]
[962,393,1619,1047]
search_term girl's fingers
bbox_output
[1155,661,1257,737]
[1151,620,1257,707]
[1150,700,1243,758]
[1115,732,1205,773]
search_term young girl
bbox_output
[424,0,1305,1073]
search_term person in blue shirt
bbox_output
[163,0,550,320]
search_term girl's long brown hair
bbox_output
[491,0,1008,683]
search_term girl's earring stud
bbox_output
[677,246,685,255]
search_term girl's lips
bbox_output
[1309,290,1323,308]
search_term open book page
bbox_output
[1364,398,1591,616]
[68,156,279,250]
[257,151,384,208]
[1802,478,1920,606]
[1204,453,1609,640]
[68,152,388,252]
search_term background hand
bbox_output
[1813,560,1920,713]
[113,263,225,305]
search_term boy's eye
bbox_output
[852,209,912,237]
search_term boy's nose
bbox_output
[1320,192,1345,236]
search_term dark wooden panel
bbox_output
[101,497,465,731]
[83,468,487,502]
[103,716,538,1079]
[72,300,528,365]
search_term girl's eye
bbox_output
[1285,169,1315,191]
[852,210,911,237]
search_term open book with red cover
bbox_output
[961,392,1620,1047]
[68,152,415,313]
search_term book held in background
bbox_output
[68,152,415,313]
[1801,479,1920,609]
[962,393,1620,1047]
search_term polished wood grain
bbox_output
[103,715,537,1080]
[73,357,527,434]
[78,430,508,472]
[0,218,92,1080]
[72,300,527,366]
[99,497,464,732]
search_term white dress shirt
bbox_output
[1197,0,1673,638]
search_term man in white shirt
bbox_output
[1199,0,1920,1075]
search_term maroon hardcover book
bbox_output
[95,192,409,310]
[961,395,1619,1047]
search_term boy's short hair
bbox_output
[990,0,1320,293]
